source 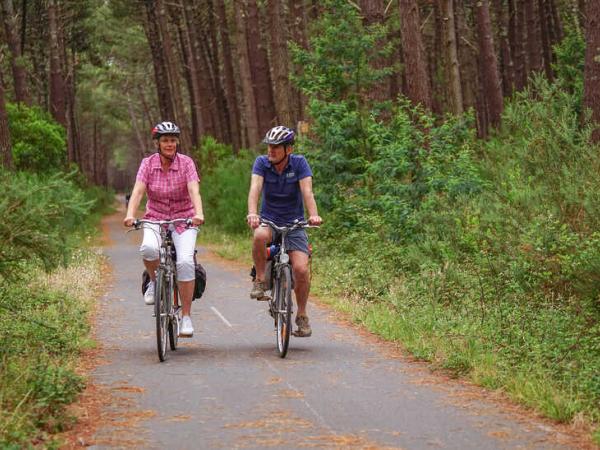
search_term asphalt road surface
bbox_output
[88,210,577,450]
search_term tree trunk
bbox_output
[269,0,294,125]
[127,91,148,160]
[548,0,563,43]
[538,0,553,80]
[47,0,66,126]
[178,1,203,147]
[234,0,260,146]
[186,2,220,141]
[216,0,242,152]
[431,0,445,114]
[440,0,463,114]
[289,0,309,119]
[205,0,231,145]
[583,0,600,143]
[455,0,478,110]
[246,0,276,134]
[64,48,79,165]
[93,119,107,186]
[360,0,392,104]
[19,0,25,54]
[1,0,29,104]
[494,0,514,96]
[511,0,528,90]
[0,69,12,169]
[475,0,504,129]
[155,0,191,152]
[399,0,432,110]
[143,1,173,122]
[525,0,543,74]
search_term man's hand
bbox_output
[247,213,260,229]
[192,214,205,226]
[123,216,136,227]
[308,215,322,226]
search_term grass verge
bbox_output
[0,249,104,449]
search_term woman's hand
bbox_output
[192,214,205,226]
[123,216,136,227]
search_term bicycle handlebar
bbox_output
[132,218,193,229]
[259,218,319,232]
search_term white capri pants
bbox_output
[139,224,198,282]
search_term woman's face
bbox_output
[158,135,179,157]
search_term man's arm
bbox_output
[247,174,264,229]
[299,177,322,225]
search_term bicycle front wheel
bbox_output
[275,265,293,358]
[168,284,180,351]
[155,270,169,362]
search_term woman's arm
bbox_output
[123,180,147,226]
[187,181,205,225]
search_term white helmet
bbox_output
[263,126,295,145]
[152,121,180,139]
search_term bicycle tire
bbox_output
[155,270,168,362]
[168,285,180,351]
[275,265,292,358]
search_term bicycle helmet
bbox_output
[263,126,295,146]
[152,121,181,139]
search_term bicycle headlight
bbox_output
[280,253,289,264]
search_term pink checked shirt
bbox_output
[136,153,200,233]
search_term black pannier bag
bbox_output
[193,262,207,300]
[141,263,207,301]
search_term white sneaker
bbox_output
[180,316,194,337]
[144,281,155,305]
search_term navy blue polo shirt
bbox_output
[252,154,313,225]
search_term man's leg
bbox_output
[251,226,272,299]
[290,250,312,337]
[289,250,310,315]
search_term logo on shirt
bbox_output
[286,172,296,178]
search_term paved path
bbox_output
[89,211,576,449]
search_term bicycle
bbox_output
[132,218,192,362]
[258,218,317,358]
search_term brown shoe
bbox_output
[293,314,312,337]
[250,281,270,301]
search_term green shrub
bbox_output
[0,170,95,279]
[191,137,254,235]
[6,103,67,173]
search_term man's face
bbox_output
[158,135,179,155]
[267,143,290,163]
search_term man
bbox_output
[247,125,322,337]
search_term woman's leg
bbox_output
[172,227,198,317]
[140,223,161,281]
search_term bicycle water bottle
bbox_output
[267,244,280,260]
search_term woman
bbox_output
[124,121,204,337]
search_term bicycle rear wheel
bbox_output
[155,270,169,361]
[275,265,292,358]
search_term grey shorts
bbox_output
[270,227,309,255]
